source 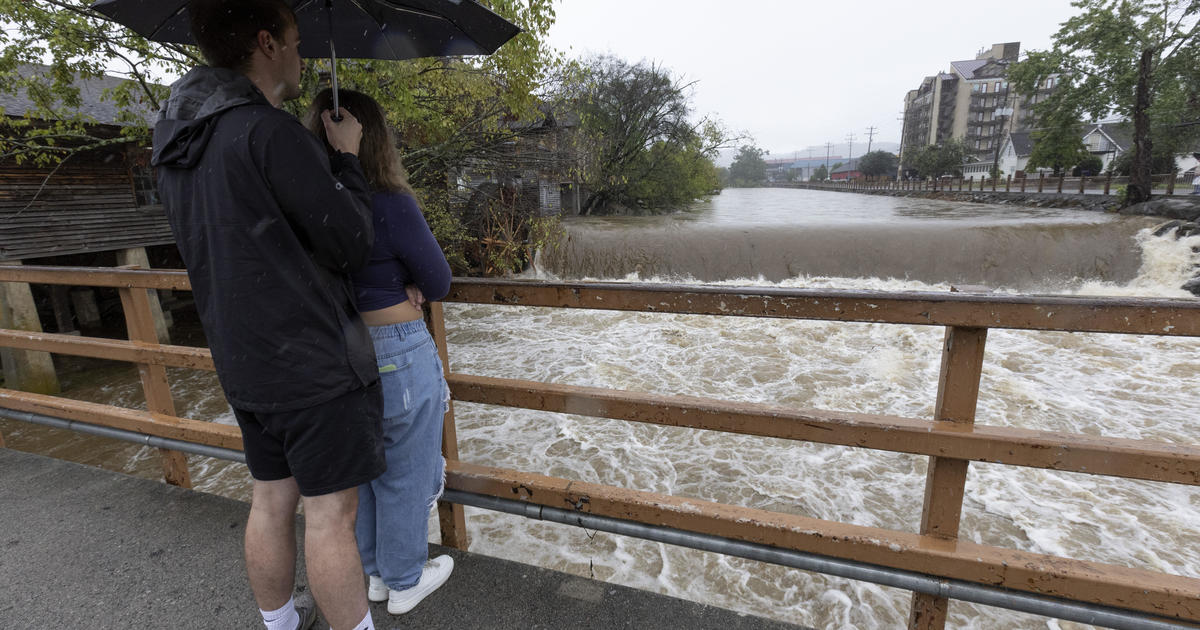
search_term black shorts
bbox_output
[233,381,386,497]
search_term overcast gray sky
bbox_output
[546,0,1081,159]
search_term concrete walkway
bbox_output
[0,448,801,629]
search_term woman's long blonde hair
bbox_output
[304,88,413,195]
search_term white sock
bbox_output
[260,596,299,630]
[350,609,375,630]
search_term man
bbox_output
[151,1,384,629]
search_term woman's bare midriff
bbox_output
[360,300,423,327]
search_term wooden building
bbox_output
[0,65,171,393]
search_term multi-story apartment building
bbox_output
[900,42,1055,175]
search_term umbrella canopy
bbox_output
[91,0,521,61]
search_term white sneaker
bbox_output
[386,555,454,615]
[367,574,388,603]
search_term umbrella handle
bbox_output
[326,0,341,122]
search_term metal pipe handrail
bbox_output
[0,407,244,463]
[445,490,1194,630]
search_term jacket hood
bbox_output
[151,67,270,169]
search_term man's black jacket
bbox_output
[152,67,377,412]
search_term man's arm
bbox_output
[259,116,374,272]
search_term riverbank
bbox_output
[766,184,1200,220]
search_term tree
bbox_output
[1009,0,1200,204]
[727,144,767,186]
[557,55,729,214]
[810,164,829,181]
[1073,155,1105,176]
[857,151,899,178]
[910,140,968,180]
[1107,144,1179,175]
[0,0,564,274]
[1027,125,1092,175]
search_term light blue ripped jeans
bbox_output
[357,318,449,591]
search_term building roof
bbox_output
[1006,131,1034,157]
[950,59,988,80]
[0,64,159,128]
[831,158,861,174]
[1084,122,1133,153]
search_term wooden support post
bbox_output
[116,249,170,344]
[70,289,102,327]
[1005,174,1011,192]
[1167,170,1178,195]
[118,282,191,488]
[991,175,997,192]
[0,261,60,395]
[1037,172,1045,193]
[1020,175,1027,193]
[1079,175,1087,194]
[1057,174,1065,193]
[1104,172,1113,195]
[908,320,988,630]
[48,286,78,335]
[967,176,973,192]
[429,301,469,550]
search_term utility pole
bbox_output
[865,126,878,154]
[846,133,856,164]
[824,142,833,180]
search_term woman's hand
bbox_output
[405,284,426,308]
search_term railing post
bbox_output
[428,301,469,550]
[1005,174,1011,192]
[1020,175,1027,193]
[1037,172,1045,193]
[908,322,988,630]
[967,176,973,192]
[1079,175,1087,194]
[1057,174,1065,193]
[991,175,997,192]
[1167,170,1178,195]
[1104,172,1113,195]
[116,273,191,489]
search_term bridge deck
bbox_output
[0,448,801,629]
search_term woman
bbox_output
[305,88,454,615]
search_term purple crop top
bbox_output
[351,191,451,311]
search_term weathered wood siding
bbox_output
[0,166,174,261]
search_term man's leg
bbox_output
[245,477,302,610]
[302,487,369,630]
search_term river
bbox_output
[4,188,1199,629]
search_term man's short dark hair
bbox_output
[189,0,295,71]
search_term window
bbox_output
[994,81,1001,92]
[975,139,981,149]
[131,166,159,206]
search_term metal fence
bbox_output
[785,172,1196,196]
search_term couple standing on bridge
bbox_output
[150,1,453,629]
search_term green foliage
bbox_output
[1008,0,1200,201]
[0,0,565,275]
[810,164,828,181]
[727,144,767,186]
[1106,146,1179,175]
[1026,115,1091,174]
[857,150,899,177]
[1072,155,1105,176]
[910,139,968,179]
[557,55,730,214]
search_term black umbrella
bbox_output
[90,0,521,114]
